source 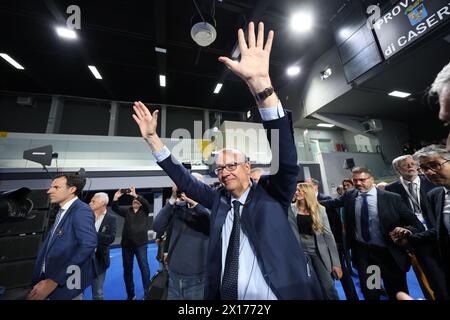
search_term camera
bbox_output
[120,188,131,194]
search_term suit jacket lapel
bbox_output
[212,195,231,248]
[47,200,76,252]
[376,189,388,233]
[396,181,410,205]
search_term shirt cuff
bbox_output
[153,146,171,162]
[168,198,176,205]
[258,101,285,121]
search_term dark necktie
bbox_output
[221,200,241,300]
[360,193,370,242]
[408,182,420,213]
[42,208,64,273]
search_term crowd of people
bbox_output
[24,21,450,300]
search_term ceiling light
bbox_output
[320,68,332,80]
[56,27,77,39]
[317,123,335,128]
[159,75,166,87]
[287,66,301,77]
[339,28,352,40]
[88,66,102,79]
[191,22,217,47]
[0,53,25,70]
[214,83,223,94]
[155,47,167,54]
[291,12,313,32]
[388,91,411,98]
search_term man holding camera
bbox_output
[112,187,151,300]
[153,174,210,300]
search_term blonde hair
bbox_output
[296,183,324,234]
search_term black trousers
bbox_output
[353,242,408,300]
[337,243,359,300]
[413,242,448,300]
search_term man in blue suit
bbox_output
[131,22,321,300]
[28,174,97,300]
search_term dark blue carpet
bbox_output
[84,243,425,300]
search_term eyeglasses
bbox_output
[214,162,244,175]
[352,177,371,183]
[419,160,450,173]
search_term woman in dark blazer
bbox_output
[289,183,342,300]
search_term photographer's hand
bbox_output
[113,190,123,201]
[129,186,138,198]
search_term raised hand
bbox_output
[132,101,164,152]
[132,101,159,139]
[218,22,274,95]
[113,190,122,201]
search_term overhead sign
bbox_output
[373,0,450,59]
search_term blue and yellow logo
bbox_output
[405,0,428,26]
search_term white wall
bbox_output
[0,132,206,170]
[342,131,380,153]
[220,121,272,164]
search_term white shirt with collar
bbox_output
[95,210,107,233]
[220,186,277,300]
[400,176,426,228]
[443,187,450,235]
[53,196,78,233]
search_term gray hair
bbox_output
[413,144,450,161]
[430,62,450,96]
[191,172,204,182]
[306,178,320,187]
[392,155,413,173]
[93,192,109,206]
[250,167,264,174]
[214,148,247,163]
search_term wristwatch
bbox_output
[254,87,274,104]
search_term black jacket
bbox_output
[385,175,437,228]
[320,188,425,272]
[112,195,150,247]
[95,212,117,275]
[409,188,450,263]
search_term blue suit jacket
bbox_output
[32,199,97,300]
[158,116,322,300]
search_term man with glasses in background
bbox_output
[320,167,424,300]
[385,155,445,299]
[398,145,450,298]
